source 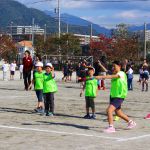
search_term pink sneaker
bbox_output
[144,114,150,119]
[127,120,136,129]
[103,126,116,133]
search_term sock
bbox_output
[129,120,133,123]
[109,124,113,128]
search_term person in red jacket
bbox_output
[22,50,33,90]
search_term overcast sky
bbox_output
[16,0,150,28]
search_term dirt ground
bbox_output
[0,71,150,150]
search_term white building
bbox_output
[10,25,45,35]
[138,30,150,41]
[74,34,99,45]
[16,41,34,59]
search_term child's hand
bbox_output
[28,83,32,90]
[80,92,83,97]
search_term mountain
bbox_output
[0,0,58,33]
[44,10,110,35]
[128,24,150,32]
[0,0,98,35]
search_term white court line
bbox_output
[118,134,150,142]
[0,125,121,141]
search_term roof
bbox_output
[17,41,33,48]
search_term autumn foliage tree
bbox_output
[90,26,139,61]
[0,35,17,61]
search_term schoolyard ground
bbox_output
[0,71,150,150]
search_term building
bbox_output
[74,34,99,45]
[8,25,45,42]
[16,41,34,60]
[9,25,45,35]
[137,30,150,41]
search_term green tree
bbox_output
[34,34,82,56]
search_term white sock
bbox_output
[109,124,113,128]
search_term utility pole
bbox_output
[44,24,47,42]
[144,22,147,59]
[90,23,93,41]
[58,0,61,38]
[67,23,69,34]
[32,18,35,47]
[10,21,13,40]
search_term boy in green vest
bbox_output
[95,61,136,133]
[29,62,44,113]
[80,67,98,119]
[43,63,57,116]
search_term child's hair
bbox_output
[25,50,30,55]
[112,61,121,66]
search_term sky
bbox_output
[16,0,150,28]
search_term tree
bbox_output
[90,34,139,61]
[90,34,113,60]
[34,34,82,56]
[0,35,17,61]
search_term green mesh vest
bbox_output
[110,71,127,98]
[34,71,44,90]
[85,76,98,97]
[43,73,57,93]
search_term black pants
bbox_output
[23,71,31,90]
[44,92,54,113]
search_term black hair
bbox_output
[112,61,121,66]
[25,50,30,55]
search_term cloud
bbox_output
[114,10,138,19]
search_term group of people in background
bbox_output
[2,59,23,81]
[1,50,150,132]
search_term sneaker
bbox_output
[34,107,40,112]
[90,114,96,119]
[127,120,136,129]
[37,108,44,114]
[144,114,150,119]
[46,112,54,116]
[83,114,91,119]
[104,126,116,133]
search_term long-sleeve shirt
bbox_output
[23,56,33,73]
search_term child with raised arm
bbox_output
[80,67,98,119]
[94,61,136,133]
[43,63,57,116]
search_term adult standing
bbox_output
[23,50,33,90]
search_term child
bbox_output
[19,64,23,80]
[43,63,57,116]
[29,62,44,113]
[94,61,136,133]
[141,66,149,92]
[10,60,17,80]
[126,65,133,91]
[138,65,143,84]
[2,60,9,81]
[80,67,98,119]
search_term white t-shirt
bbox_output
[19,65,23,72]
[128,68,133,74]
[2,63,9,72]
[10,63,16,72]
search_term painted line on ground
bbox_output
[118,134,150,142]
[0,125,121,141]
